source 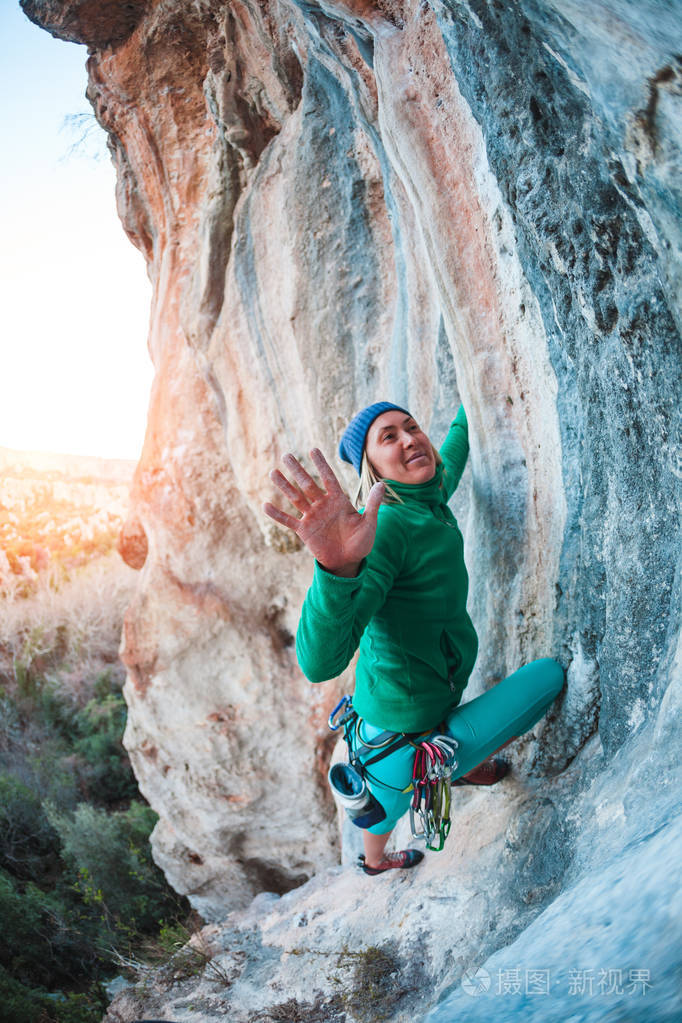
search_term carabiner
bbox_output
[328,695,352,731]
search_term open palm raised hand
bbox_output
[263,448,384,577]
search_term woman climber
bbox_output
[263,402,564,875]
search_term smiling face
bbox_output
[365,410,436,484]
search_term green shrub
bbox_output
[0,963,44,1023]
[1,724,80,814]
[7,667,79,745]
[0,870,45,971]
[73,694,137,804]
[48,801,183,940]
[0,869,102,989]
[0,773,61,881]
[92,669,118,702]
[3,667,135,809]
[50,986,108,1023]
[33,674,80,739]
[0,964,107,1023]
[0,689,22,745]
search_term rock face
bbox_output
[25,0,680,1018]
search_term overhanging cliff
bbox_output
[24,0,681,1019]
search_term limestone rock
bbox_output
[21,0,146,49]
[27,0,681,1018]
[104,684,682,1022]
[117,514,148,570]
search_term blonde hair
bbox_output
[354,445,443,508]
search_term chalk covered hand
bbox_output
[263,448,384,577]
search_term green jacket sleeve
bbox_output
[295,506,407,682]
[439,405,469,501]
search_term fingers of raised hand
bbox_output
[263,501,301,532]
[309,448,345,498]
[282,452,325,502]
[364,480,385,520]
[269,468,309,512]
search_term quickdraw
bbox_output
[409,734,458,851]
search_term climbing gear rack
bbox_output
[328,696,459,851]
[409,734,458,851]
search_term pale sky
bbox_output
[1,3,154,460]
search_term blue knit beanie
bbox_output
[339,402,411,475]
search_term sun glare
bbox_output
[0,446,134,599]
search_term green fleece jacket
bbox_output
[295,405,478,732]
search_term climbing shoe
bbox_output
[358,849,425,876]
[452,757,510,786]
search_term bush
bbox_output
[0,963,44,1023]
[0,964,107,1023]
[2,668,136,810]
[3,667,79,750]
[48,801,184,940]
[49,987,109,1023]
[0,871,46,973]
[0,773,61,881]
[0,677,190,1011]
[0,868,102,990]
[73,693,138,805]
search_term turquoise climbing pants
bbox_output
[351,657,564,835]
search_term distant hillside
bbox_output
[0,446,136,485]
[0,448,135,591]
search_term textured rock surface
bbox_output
[26,0,681,1018]
[103,687,682,1022]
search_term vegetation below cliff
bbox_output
[0,455,190,1023]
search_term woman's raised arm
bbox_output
[263,448,384,577]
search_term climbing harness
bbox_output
[327,696,459,850]
[327,695,390,829]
